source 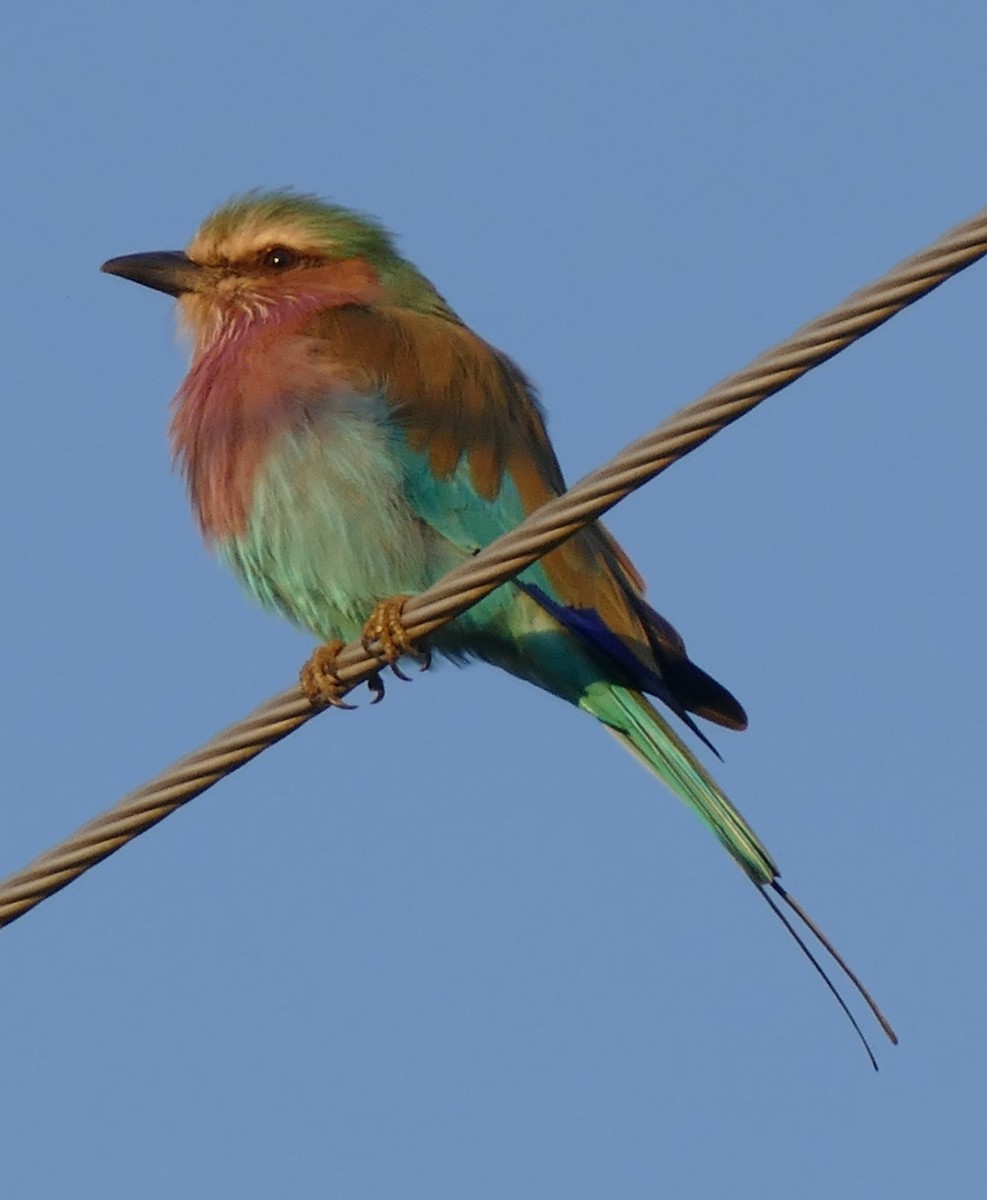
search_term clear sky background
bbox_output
[1,3,984,1197]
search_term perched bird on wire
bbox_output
[103,190,895,1063]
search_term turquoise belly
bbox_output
[218,412,457,643]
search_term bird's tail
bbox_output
[581,682,898,1066]
[581,683,777,884]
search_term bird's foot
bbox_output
[299,640,358,710]
[361,595,431,686]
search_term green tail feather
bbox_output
[581,683,777,884]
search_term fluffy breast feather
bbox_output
[171,298,363,540]
[217,408,457,643]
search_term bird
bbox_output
[102,189,896,1063]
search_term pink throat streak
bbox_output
[170,285,370,541]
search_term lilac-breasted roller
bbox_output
[103,190,895,1062]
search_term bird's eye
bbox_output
[261,245,299,270]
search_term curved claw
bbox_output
[361,595,430,679]
[367,672,386,705]
[300,640,358,710]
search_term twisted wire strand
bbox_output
[2,206,985,929]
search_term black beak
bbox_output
[100,250,211,297]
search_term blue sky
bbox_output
[1,3,985,1196]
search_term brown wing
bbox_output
[305,303,745,729]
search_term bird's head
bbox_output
[102,190,458,349]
